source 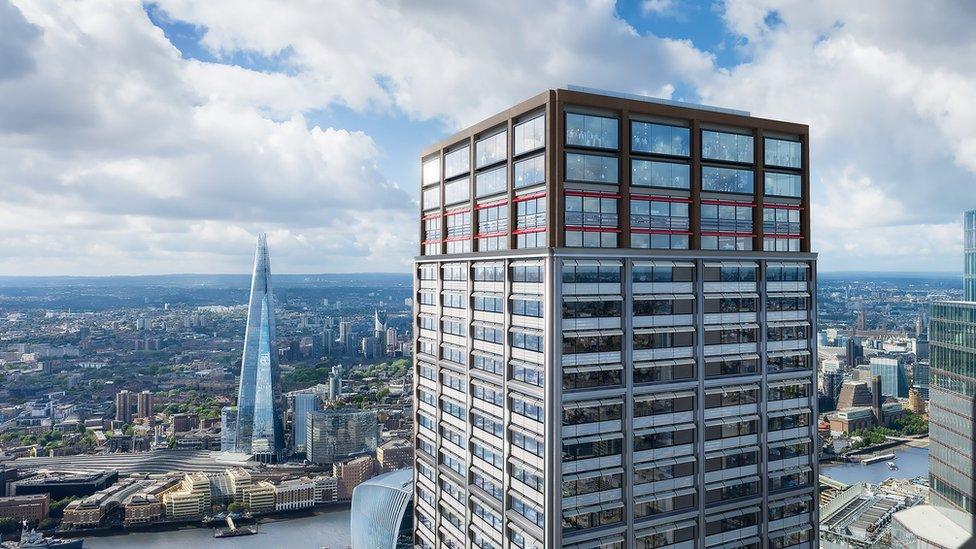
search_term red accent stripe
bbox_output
[513,227,546,235]
[564,190,622,199]
[565,226,622,233]
[443,236,470,242]
[701,231,756,237]
[763,234,805,239]
[474,199,508,210]
[701,199,756,207]
[421,212,442,220]
[475,231,508,239]
[421,239,443,244]
[513,191,547,203]
[445,207,470,214]
[630,195,693,203]
[765,204,804,211]
[630,229,693,235]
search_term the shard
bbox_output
[234,233,285,461]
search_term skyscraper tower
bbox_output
[965,210,976,301]
[413,88,818,548]
[234,234,285,462]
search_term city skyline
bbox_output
[2,1,976,275]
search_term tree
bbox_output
[0,517,18,535]
[227,502,243,513]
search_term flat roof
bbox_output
[566,84,751,117]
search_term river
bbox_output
[819,445,929,485]
[81,508,351,549]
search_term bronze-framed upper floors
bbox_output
[419,88,810,259]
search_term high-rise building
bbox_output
[291,392,321,452]
[234,234,285,462]
[869,356,909,398]
[893,211,976,544]
[306,409,379,465]
[912,360,930,399]
[350,468,414,549]
[220,406,238,452]
[115,390,133,423]
[136,390,154,419]
[413,88,818,548]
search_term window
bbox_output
[511,360,544,387]
[631,159,690,189]
[445,210,471,254]
[767,324,808,342]
[440,397,465,419]
[702,165,754,194]
[418,291,436,306]
[768,353,810,372]
[631,121,689,156]
[444,146,470,179]
[473,323,504,344]
[634,394,694,417]
[510,430,545,458]
[703,265,757,282]
[566,152,618,184]
[633,297,693,316]
[763,206,800,236]
[512,329,543,352]
[472,501,503,533]
[633,491,696,519]
[476,202,508,251]
[704,326,758,345]
[473,263,504,281]
[634,426,695,451]
[633,459,694,485]
[563,263,620,283]
[473,440,503,469]
[418,264,437,280]
[634,360,695,384]
[512,297,543,318]
[422,157,440,186]
[701,201,754,251]
[702,130,754,163]
[767,295,808,312]
[633,330,694,350]
[705,356,759,378]
[514,154,545,189]
[472,470,503,502]
[704,510,759,536]
[511,462,544,493]
[422,186,440,211]
[768,382,811,401]
[473,410,503,438]
[767,411,811,432]
[476,166,507,198]
[511,495,544,528]
[422,216,441,255]
[476,130,507,168]
[514,114,545,155]
[512,264,544,282]
[472,353,504,375]
[441,318,464,336]
[563,471,622,497]
[563,367,622,391]
[765,137,801,168]
[441,344,465,364]
[765,172,802,198]
[631,198,690,250]
[565,194,618,248]
[704,418,758,441]
[473,383,504,406]
[562,437,622,462]
[515,195,546,249]
[442,291,464,309]
[442,264,466,281]
[706,449,758,473]
[766,265,808,281]
[704,388,758,408]
[632,265,693,283]
[474,294,503,313]
[444,178,469,205]
[566,113,618,150]
[511,395,544,422]
[562,333,621,354]
[563,299,622,319]
[705,478,759,504]
[703,296,757,314]
[563,402,622,425]
[563,506,623,533]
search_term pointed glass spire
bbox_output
[234,233,285,460]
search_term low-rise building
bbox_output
[313,475,338,504]
[333,455,375,501]
[375,438,412,472]
[0,493,49,523]
[274,478,315,511]
[122,477,180,527]
[242,481,276,514]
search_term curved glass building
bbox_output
[350,468,413,549]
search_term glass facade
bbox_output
[967,210,976,301]
[351,469,413,549]
[235,234,285,460]
[306,409,379,464]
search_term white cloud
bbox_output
[641,0,677,16]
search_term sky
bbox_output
[1,0,975,275]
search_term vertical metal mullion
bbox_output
[622,258,635,542]
[619,112,631,249]
[695,257,707,547]
[755,128,765,252]
[690,121,702,250]
[759,258,770,541]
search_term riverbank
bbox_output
[820,445,928,486]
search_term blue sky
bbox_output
[0,0,974,275]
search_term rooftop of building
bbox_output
[892,505,972,547]
[358,468,412,493]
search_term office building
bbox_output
[171,413,198,434]
[291,392,321,452]
[351,468,414,549]
[136,390,154,419]
[913,360,930,400]
[115,389,134,423]
[869,356,909,398]
[846,336,864,367]
[413,87,818,548]
[162,472,211,519]
[966,210,976,301]
[234,234,286,462]
[220,406,238,452]
[377,438,415,472]
[274,478,317,511]
[306,409,379,465]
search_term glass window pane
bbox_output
[702,130,754,163]
[475,166,507,197]
[764,137,802,168]
[422,157,440,186]
[631,159,689,189]
[631,121,690,156]
[702,166,754,194]
[514,154,545,189]
[444,178,469,205]
[566,113,619,149]
[764,172,802,198]
[444,147,469,179]
[476,130,507,168]
[566,153,619,183]
[514,114,546,155]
